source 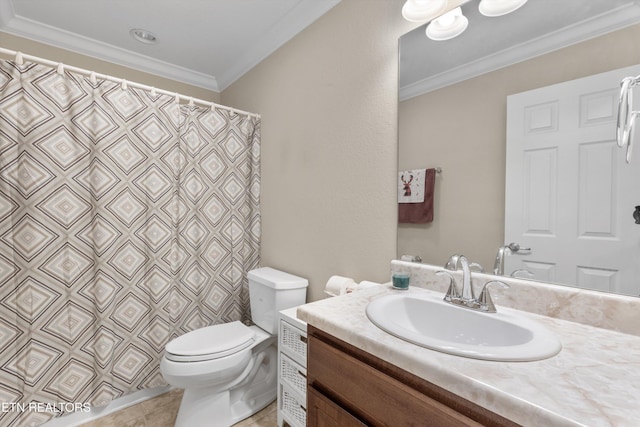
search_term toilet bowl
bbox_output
[160,267,308,427]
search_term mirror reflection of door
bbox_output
[505,64,640,296]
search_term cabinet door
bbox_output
[307,387,367,427]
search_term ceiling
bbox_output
[0,0,341,92]
[400,0,640,100]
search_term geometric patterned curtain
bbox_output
[0,59,260,427]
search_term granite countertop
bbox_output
[297,284,640,427]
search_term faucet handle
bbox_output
[436,270,459,302]
[478,280,509,313]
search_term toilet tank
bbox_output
[248,267,308,334]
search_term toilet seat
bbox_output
[165,321,255,362]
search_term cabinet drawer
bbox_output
[280,320,307,365]
[308,334,483,427]
[281,384,306,427]
[280,353,307,396]
[308,386,367,427]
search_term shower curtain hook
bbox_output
[188,97,195,107]
[175,93,180,104]
[56,63,64,75]
[89,71,97,84]
[121,80,128,91]
[15,51,23,65]
[150,87,157,97]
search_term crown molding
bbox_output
[400,2,640,101]
[0,0,342,92]
[0,10,219,91]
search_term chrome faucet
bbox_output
[438,254,508,313]
[460,256,474,301]
[442,254,476,303]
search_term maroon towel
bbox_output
[398,168,436,224]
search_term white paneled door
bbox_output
[505,65,640,296]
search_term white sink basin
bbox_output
[365,292,561,361]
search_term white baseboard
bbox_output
[41,386,173,427]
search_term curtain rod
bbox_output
[0,47,260,119]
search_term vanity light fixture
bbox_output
[402,0,448,22]
[478,0,528,17]
[426,7,468,41]
[402,0,528,41]
[130,28,158,44]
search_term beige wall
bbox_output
[223,0,415,301]
[398,23,640,270]
[0,1,417,303]
[0,32,220,102]
[6,4,638,302]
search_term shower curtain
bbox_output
[0,59,260,426]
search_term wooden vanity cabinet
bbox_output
[307,326,520,427]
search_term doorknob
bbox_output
[634,206,640,224]
[507,242,531,254]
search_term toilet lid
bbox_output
[165,321,255,360]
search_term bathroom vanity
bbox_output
[297,262,640,427]
[307,326,516,426]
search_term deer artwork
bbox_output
[401,173,414,197]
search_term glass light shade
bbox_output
[402,0,448,22]
[478,0,528,17]
[426,7,468,41]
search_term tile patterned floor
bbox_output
[78,389,277,427]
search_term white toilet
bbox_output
[160,267,308,427]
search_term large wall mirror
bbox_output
[398,0,640,297]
